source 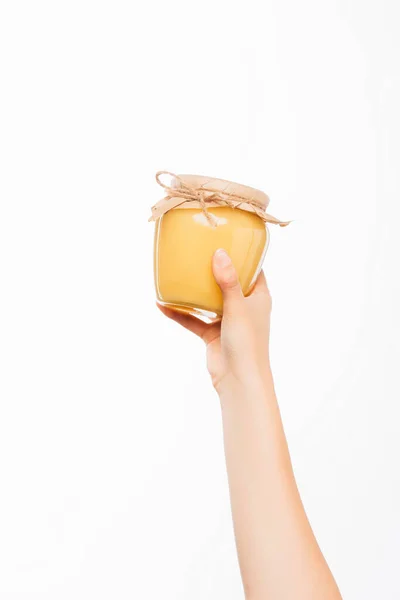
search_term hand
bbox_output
[159,250,342,600]
[158,249,272,393]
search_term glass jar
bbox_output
[150,173,287,320]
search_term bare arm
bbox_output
[219,374,340,599]
[159,249,342,599]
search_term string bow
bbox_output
[149,171,290,227]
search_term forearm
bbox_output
[219,371,342,600]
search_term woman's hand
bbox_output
[158,248,272,392]
[158,248,342,600]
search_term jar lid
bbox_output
[175,174,270,210]
[149,171,290,227]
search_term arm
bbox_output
[159,249,342,599]
[219,370,340,600]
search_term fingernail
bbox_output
[214,248,231,267]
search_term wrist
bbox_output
[216,366,275,406]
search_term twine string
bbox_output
[154,171,267,225]
[150,171,290,226]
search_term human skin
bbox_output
[158,248,342,600]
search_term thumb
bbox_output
[212,249,244,314]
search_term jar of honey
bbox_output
[149,172,289,319]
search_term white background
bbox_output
[0,1,399,598]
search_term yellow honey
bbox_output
[150,173,287,319]
[154,205,268,318]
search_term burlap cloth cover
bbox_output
[149,171,290,227]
